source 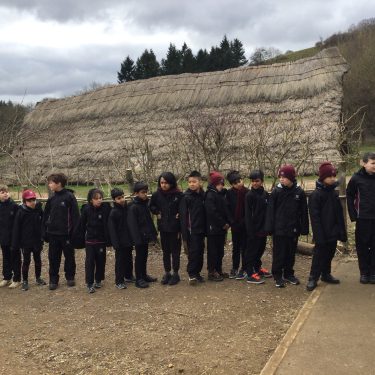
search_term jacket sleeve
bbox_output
[300,190,309,236]
[69,194,81,238]
[149,193,160,215]
[308,192,325,244]
[127,205,142,246]
[41,199,50,241]
[179,196,188,241]
[245,192,255,238]
[264,190,276,234]
[336,196,348,242]
[72,205,86,249]
[108,209,120,249]
[205,193,227,229]
[346,176,358,222]
[11,210,22,250]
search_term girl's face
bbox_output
[160,177,171,191]
[91,194,103,208]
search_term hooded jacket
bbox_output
[107,202,133,249]
[0,198,19,246]
[226,186,249,232]
[245,187,269,238]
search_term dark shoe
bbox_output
[36,277,46,286]
[124,276,136,283]
[66,279,76,287]
[258,267,272,278]
[188,276,198,285]
[196,274,205,283]
[284,275,300,285]
[94,281,102,289]
[229,269,238,279]
[49,283,58,290]
[161,272,171,285]
[321,274,340,284]
[370,275,375,284]
[360,274,370,284]
[87,285,95,294]
[208,272,224,282]
[21,281,29,291]
[115,283,127,290]
[306,278,318,291]
[168,273,180,286]
[144,275,157,283]
[220,272,229,279]
[275,278,286,288]
[135,279,149,288]
[246,273,265,284]
[235,270,247,280]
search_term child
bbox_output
[80,188,111,293]
[127,182,158,288]
[42,173,80,290]
[179,171,206,285]
[226,171,248,279]
[12,190,46,291]
[307,162,347,291]
[205,171,232,281]
[0,185,19,288]
[108,188,134,289]
[347,152,375,284]
[265,165,309,287]
[244,170,271,284]
[150,172,183,286]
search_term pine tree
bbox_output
[219,35,233,70]
[117,56,135,83]
[134,49,160,80]
[195,49,209,73]
[230,38,248,67]
[181,42,196,73]
[161,43,182,75]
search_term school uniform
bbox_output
[43,189,80,285]
[108,202,134,285]
[179,189,206,278]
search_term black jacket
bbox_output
[265,183,309,237]
[226,187,249,232]
[128,197,157,246]
[149,189,183,232]
[108,202,133,249]
[43,189,80,238]
[0,198,19,246]
[80,203,111,245]
[245,187,269,238]
[309,181,347,245]
[179,189,206,240]
[346,167,375,221]
[12,203,43,250]
[205,186,232,235]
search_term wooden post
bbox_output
[338,161,349,253]
[94,178,100,188]
[125,169,134,193]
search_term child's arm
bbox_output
[300,191,309,236]
[107,210,120,249]
[149,193,160,216]
[69,195,81,239]
[41,199,51,242]
[205,193,227,229]
[346,176,358,222]
[308,193,325,244]
[127,205,142,246]
[264,190,276,234]
[178,196,189,241]
[245,192,255,238]
[11,209,22,251]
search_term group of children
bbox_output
[0,152,375,294]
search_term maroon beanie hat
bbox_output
[278,164,296,182]
[318,162,337,181]
[209,171,225,186]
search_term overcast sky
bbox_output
[1,0,374,105]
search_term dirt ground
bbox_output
[0,243,314,375]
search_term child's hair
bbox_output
[188,170,202,179]
[87,188,104,202]
[0,184,9,192]
[249,169,264,181]
[133,181,148,193]
[47,173,67,187]
[111,187,124,200]
[362,152,375,163]
[158,172,177,189]
[226,170,241,184]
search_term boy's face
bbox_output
[160,177,171,191]
[48,180,63,192]
[216,183,224,192]
[322,176,337,186]
[279,176,294,187]
[91,194,103,208]
[363,158,375,175]
[25,198,37,209]
[136,189,148,201]
[0,190,9,202]
[114,195,126,207]
[188,177,201,191]
[251,179,263,189]
[231,179,244,190]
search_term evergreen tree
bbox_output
[230,38,248,67]
[219,35,233,70]
[134,49,160,80]
[195,49,209,73]
[181,42,196,73]
[207,46,221,71]
[161,43,182,75]
[117,56,135,83]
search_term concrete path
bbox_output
[261,259,375,375]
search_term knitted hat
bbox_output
[111,188,124,199]
[22,189,36,201]
[133,181,148,193]
[209,171,225,186]
[278,164,296,182]
[318,162,337,181]
[226,170,241,184]
[249,169,264,181]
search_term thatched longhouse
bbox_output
[8,47,349,184]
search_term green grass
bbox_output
[265,47,319,65]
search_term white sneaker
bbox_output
[0,279,11,287]
[8,281,21,289]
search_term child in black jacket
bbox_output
[265,165,309,288]
[244,170,271,284]
[0,185,19,288]
[43,173,80,290]
[150,172,183,286]
[108,188,134,289]
[226,171,249,279]
[80,188,111,293]
[127,182,158,289]
[205,171,232,282]
[12,190,46,291]
[347,152,375,284]
[307,162,347,291]
[179,171,206,285]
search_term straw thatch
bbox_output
[4,47,349,184]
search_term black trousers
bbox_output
[48,235,76,284]
[12,247,42,282]
[231,231,247,271]
[355,219,375,276]
[115,246,133,284]
[1,245,12,280]
[272,235,298,280]
[85,244,106,285]
[207,234,226,274]
[135,244,149,281]
[160,232,181,273]
[186,233,205,277]
[309,241,337,280]
[245,235,267,275]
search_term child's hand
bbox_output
[175,213,179,219]
[157,214,161,220]
[223,224,230,231]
